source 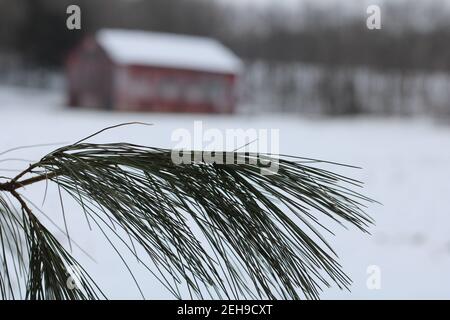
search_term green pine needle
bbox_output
[0,133,375,300]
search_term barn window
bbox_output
[185,82,205,103]
[205,78,227,106]
[159,76,181,101]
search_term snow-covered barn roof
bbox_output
[96,29,242,74]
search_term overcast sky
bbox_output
[216,0,450,13]
[217,0,378,9]
[215,0,389,18]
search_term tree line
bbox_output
[0,0,449,72]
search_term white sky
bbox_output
[215,0,389,17]
[217,0,377,9]
[125,0,446,11]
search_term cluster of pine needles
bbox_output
[0,124,375,300]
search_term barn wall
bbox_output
[114,65,237,113]
[66,37,114,109]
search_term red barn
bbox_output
[66,29,242,113]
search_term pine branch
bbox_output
[0,137,375,300]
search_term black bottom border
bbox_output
[0,300,446,318]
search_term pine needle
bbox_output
[0,139,375,300]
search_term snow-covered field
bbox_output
[1,86,450,299]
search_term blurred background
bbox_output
[1,0,450,299]
[1,0,450,116]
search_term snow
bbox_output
[96,29,242,74]
[1,86,450,299]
